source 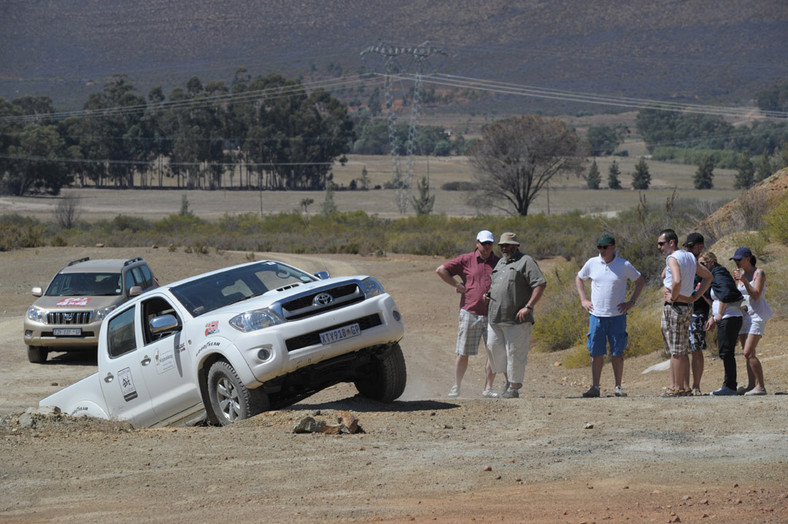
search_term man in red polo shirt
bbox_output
[436,230,501,398]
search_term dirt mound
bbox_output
[699,167,788,238]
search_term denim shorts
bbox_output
[586,314,628,357]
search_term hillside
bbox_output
[1,0,786,113]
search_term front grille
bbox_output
[285,313,383,352]
[47,311,93,325]
[281,283,364,321]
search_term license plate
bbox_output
[319,323,361,345]
[53,328,82,336]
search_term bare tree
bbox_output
[468,115,586,215]
[54,194,82,229]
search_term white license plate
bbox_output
[53,328,82,336]
[319,323,361,345]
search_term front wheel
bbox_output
[27,346,48,363]
[354,343,407,402]
[206,361,269,426]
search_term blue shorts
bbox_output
[587,314,628,358]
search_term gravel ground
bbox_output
[1,247,787,522]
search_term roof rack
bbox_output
[124,256,144,266]
[66,257,90,267]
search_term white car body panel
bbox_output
[39,260,405,427]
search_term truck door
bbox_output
[101,305,159,427]
[138,295,202,421]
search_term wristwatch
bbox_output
[524,304,533,310]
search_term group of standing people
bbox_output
[436,230,546,399]
[659,229,773,397]
[437,228,772,399]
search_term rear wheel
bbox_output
[206,361,269,426]
[27,346,48,363]
[354,343,407,402]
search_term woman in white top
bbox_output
[731,247,773,395]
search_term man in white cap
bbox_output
[486,232,547,399]
[437,230,501,398]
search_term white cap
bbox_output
[476,230,494,243]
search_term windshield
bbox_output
[170,261,317,317]
[46,272,122,297]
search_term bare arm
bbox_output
[665,257,681,302]
[575,275,593,313]
[436,265,465,294]
[618,275,645,314]
[516,283,546,322]
[740,268,765,302]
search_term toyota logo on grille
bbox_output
[314,293,333,306]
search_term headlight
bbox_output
[27,306,45,323]
[94,305,117,321]
[229,308,285,332]
[361,277,384,298]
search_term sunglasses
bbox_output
[479,241,493,246]
[597,245,611,250]
[657,241,667,246]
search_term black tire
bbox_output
[354,343,407,402]
[206,361,269,426]
[27,346,48,364]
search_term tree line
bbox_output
[0,72,355,195]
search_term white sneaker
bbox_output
[614,386,627,397]
[448,385,460,398]
[481,389,500,398]
[744,388,767,396]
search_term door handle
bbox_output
[141,355,151,366]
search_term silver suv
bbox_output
[24,257,158,363]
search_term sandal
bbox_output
[660,388,680,398]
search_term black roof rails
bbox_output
[66,257,90,267]
[124,256,144,266]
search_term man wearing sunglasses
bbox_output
[437,230,501,398]
[658,229,712,397]
[576,234,645,398]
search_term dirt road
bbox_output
[1,247,787,522]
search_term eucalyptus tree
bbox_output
[81,75,147,187]
[235,73,353,190]
[6,123,69,195]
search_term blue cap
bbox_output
[730,247,753,260]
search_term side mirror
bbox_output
[32,287,43,297]
[150,314,180,336]
[314,271,330,280]
[128,285,144,297]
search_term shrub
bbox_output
[532,261,587,353]
[0,215,47,251]
[440,181,479,191]
[764,193,788,244]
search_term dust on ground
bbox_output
[1,247,787,522]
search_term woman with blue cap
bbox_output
[731,247,773,395]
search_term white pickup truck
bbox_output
[39,260,406,427]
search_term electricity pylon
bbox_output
[361,42,445,213]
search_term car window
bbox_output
[170,261,317,317]
[140,265,154,288]
[46,272,122,297]
[107,306,137,358]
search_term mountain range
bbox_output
[1,0,786,114]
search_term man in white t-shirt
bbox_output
[576,234,645,398]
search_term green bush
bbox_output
[0,215,47,251]
[764,193,788,244]
[652,147,741,169]
[532,261,587,352]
